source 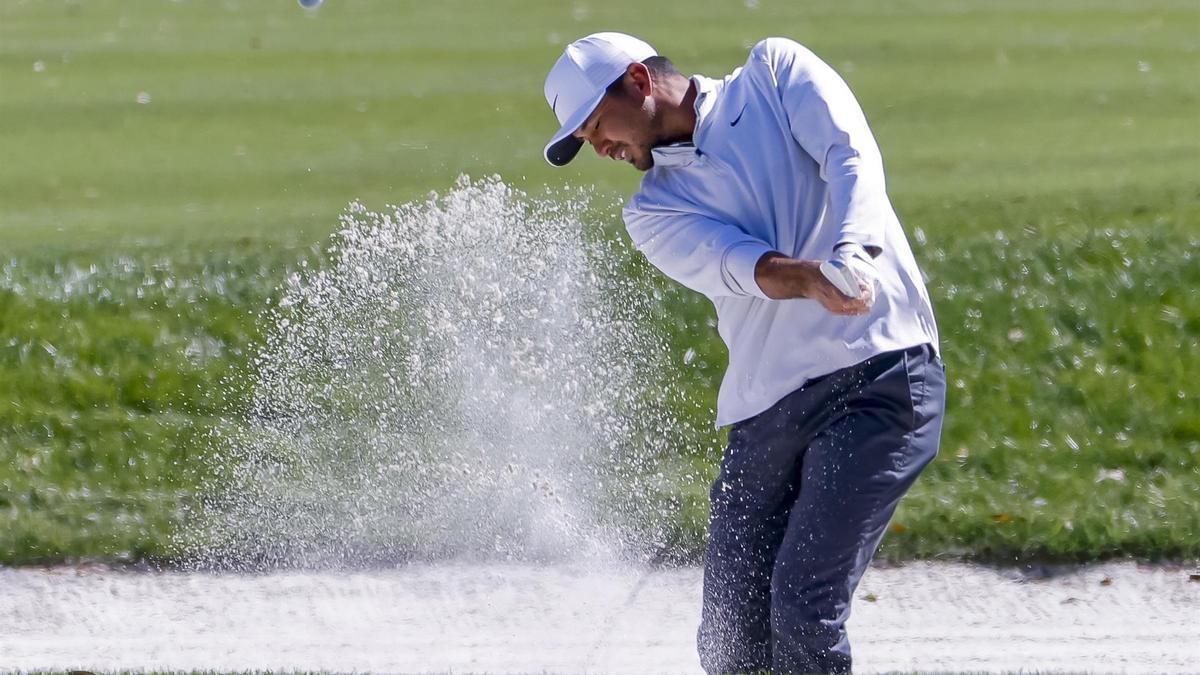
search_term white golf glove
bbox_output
[819,243,879,306]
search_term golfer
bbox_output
[542,33,945,674]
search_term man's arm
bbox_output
[757,37,891,257]
[754,251,873,315]
[625,197,873,313]
[624,198,776,300]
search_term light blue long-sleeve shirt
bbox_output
[623,37,939,427]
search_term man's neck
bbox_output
[657,76,699,146]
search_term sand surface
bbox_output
[3,561,1198,673]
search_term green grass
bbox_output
[1,0,1198,565]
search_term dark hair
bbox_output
[642,55,680,78]
[606,55,681,96]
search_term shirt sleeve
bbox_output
[755,37,889,256]
[623,195,776,300]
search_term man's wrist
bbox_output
[755,253,821,300]
[834,242,882,261]
[833,242,869,262]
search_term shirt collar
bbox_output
[691,73,723,128]
[650,74,723,170]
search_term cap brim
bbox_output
[545,135,584,167]
[543,88,606,167]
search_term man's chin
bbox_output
[633,156,654,172]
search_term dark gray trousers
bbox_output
[697,344,946,674]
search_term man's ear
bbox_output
[627,62,653,97]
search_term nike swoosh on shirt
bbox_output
[730,104,747,126]
[551,94,559,115]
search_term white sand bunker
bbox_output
[2,561,1197,674]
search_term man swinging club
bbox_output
[542,33,946,673]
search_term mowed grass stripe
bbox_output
[3,0,1198,243]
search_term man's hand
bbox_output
[812,259,874,315]
[754,252,875,315]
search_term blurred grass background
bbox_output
[1,0,1197,565]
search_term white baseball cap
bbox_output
[543,32,657,167]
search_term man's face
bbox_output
[573,72,659,171]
